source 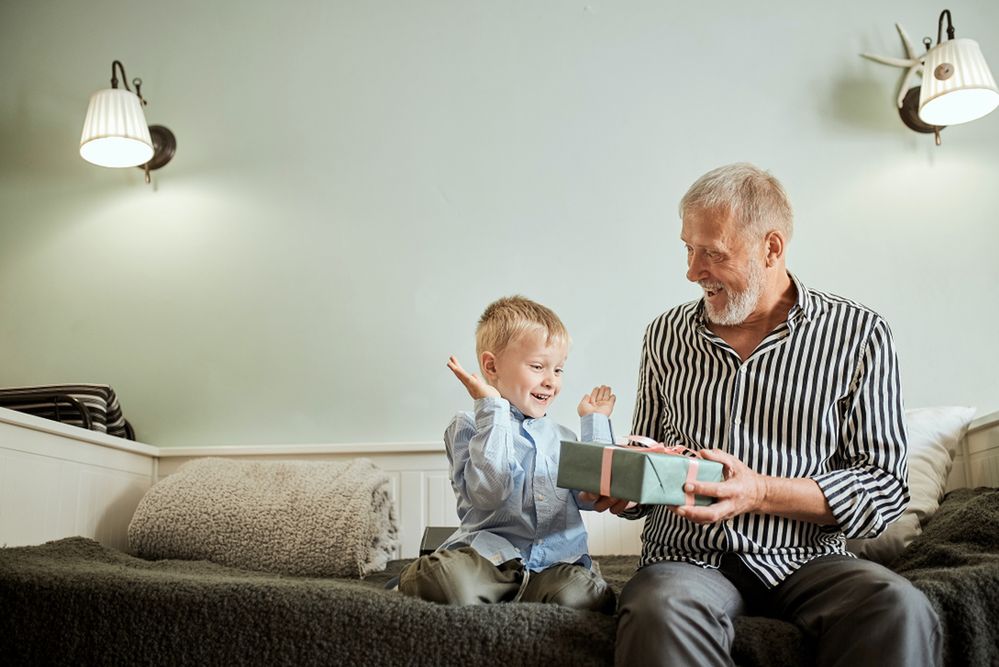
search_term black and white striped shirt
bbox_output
[630,273,909,587]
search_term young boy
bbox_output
[398,295,617,612]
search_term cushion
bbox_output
[128,457,399,577]
[847,406,977,564]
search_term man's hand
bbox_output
[579,491,636,515]
[447,355,501,400]
[578,385,616,417]
[671,449,767,524]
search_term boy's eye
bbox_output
[554,368,564,376]
[530,364,543,371]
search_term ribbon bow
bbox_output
[599,435,702,506]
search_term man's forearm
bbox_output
[760,476,836,526]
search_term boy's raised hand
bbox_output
[578,385,616,417]
[447,355,501,400]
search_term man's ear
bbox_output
[480,351,498,381]
[764,231,786,267]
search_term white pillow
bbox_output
[847,406,977,564]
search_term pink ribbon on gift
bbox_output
[598,435,701,506]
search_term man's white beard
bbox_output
[703,258,765,326]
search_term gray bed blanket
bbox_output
[2,488,996,666]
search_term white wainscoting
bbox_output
[3,406,999,561]
[0,408,157,551]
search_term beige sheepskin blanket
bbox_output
[128,457,398,578]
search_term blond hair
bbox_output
[475,295,569,360]
[679,163,794,241]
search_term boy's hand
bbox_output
[447,355,501,401]
[578,385,616,417]
[579,491,636,514]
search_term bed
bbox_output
[2,406,998,666]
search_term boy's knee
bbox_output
[532,565,616,613]
[398,548,485,605]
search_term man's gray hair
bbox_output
[679,163,794,241]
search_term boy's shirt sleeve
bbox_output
[580,413,613,444]
[445,396,520,512]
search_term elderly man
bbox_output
[587,163,940,666]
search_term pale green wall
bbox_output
[2,1,997,446]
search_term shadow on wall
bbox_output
[821,75,907,134]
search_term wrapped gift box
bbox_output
[556,440,724,506]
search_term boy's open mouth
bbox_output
[531,393,551,402]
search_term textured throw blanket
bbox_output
[891,487,999,667]
[128,457,398,577]
[2,489,996,666]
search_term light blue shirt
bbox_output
[442,396,613,571]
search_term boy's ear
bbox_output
[480,351,498,380]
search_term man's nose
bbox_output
[686,253,705,283]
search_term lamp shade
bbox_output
[918,38,999,126]
[79,88,154,168]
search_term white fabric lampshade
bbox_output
[919,38,999,126]
[79,88,154,168]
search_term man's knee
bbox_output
[620,564,738,628]
[870,576,938,627]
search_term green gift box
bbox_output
[556,440,724,506]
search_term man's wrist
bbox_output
[757,474,772,514]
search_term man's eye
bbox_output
[554,368,564,376]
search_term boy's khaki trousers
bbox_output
[399,546,616,613]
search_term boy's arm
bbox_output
[446,397,521,512]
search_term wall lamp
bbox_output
[79,60,176,183]
[862,9,999,145]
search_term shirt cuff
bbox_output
[473,396,510,428]
[812,469,888,539]
[581,413,612,443]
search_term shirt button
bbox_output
[733,417,742,425]
[537,494,545,501]
[738,367,747,374]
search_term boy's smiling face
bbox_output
[482,328,567,418]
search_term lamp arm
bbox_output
[109,60,147,105]
[110,60,128,91]
[936,9,954,45]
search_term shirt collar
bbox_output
[508,402,542,423]
[787,271,815,323]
